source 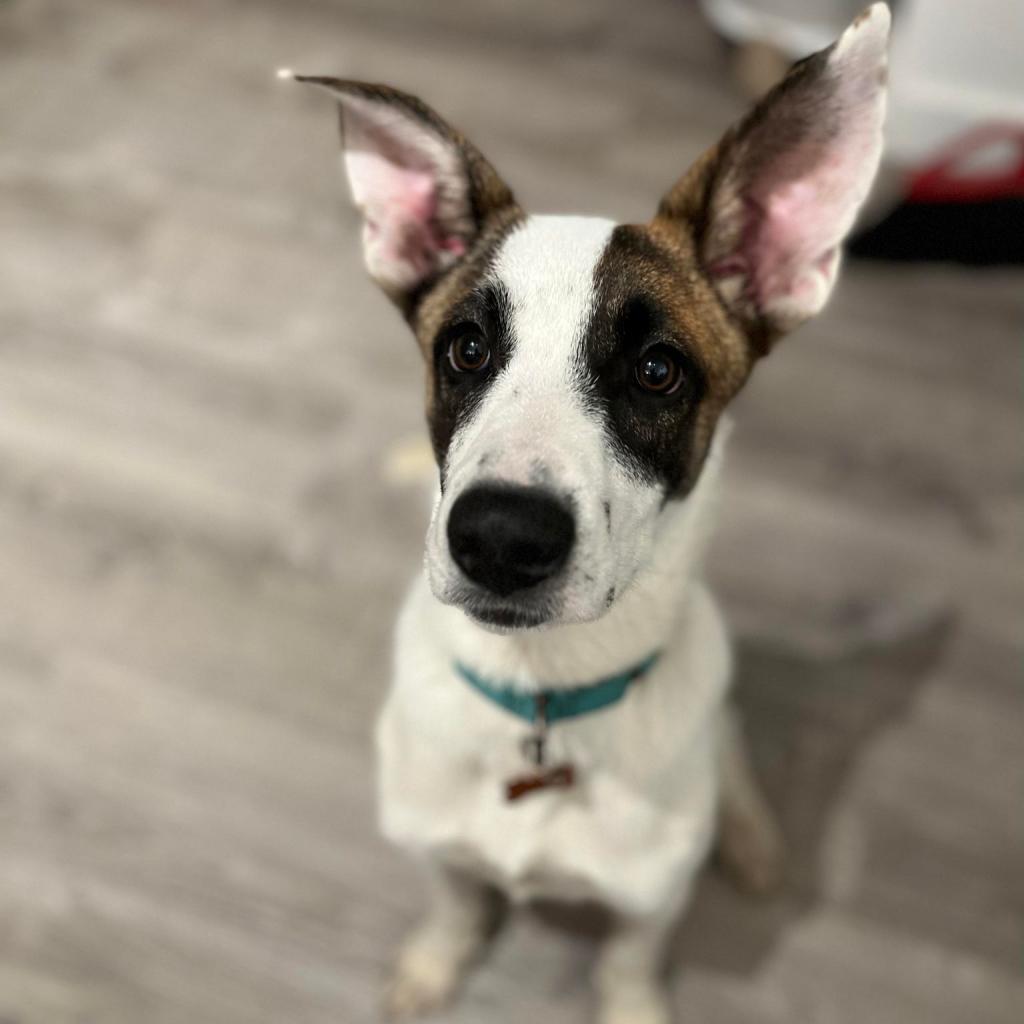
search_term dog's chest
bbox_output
[375,582,729,914]
[379,726,715,912]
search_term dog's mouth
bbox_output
[451,586,560,632]
[465,602,552,631]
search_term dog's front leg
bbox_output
[385,860,498,1020]
[593,901,683,1024]
[715,706,786,897]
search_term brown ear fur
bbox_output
[296,76,522,316]
[653,4,888,354]
[318,80,517,239]
[654,46,835,356]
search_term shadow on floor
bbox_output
[677,604,955,975]
[528,603,955,978]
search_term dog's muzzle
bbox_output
[446,484,575,598]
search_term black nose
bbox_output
[447,485,575,598]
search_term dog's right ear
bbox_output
[292,76,519,311]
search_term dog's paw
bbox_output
[384,968,455,1020]
[597,988,673,1024]
[383,946,461,1021]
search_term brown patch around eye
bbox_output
[407,208,525,471]
[582,223,754,495]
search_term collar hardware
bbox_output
[454,652,661,803]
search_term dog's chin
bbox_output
[455,590,618,634]
[462,600,555,634]
[428,561,621,633]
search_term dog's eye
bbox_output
[635,345,684,395]
[448,332,491,374]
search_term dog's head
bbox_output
[298,5,888,631]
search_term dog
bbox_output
[288,5,888,1021]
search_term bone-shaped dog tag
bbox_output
[505,763,575,802]
[505,695,576,801]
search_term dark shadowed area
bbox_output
[1,1,1021,1022]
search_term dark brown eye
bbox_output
[448,332,491,373]
[635,345,683,395]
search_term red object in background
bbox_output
[849,123,1024,266]
[907,124,1024,203]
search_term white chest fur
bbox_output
[375,572,732,916]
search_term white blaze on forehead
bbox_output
[439,215,617,504]
[490,216,616,383]
[431,214,632,625]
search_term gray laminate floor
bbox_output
[2,1,1022,1022]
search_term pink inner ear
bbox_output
[748,174,837,308]
[345,121,467,290]
[711,135,874,321]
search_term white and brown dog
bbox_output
[291,6,888,1022]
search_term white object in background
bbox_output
[700,0,862,56]
[701,0,1024,166]
[884,0,1024,165]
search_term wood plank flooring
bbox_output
[1,1,1021,1021]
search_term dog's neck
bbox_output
[426,427,728,692]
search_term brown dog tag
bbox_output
[505,763,575,802]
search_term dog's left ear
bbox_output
[656,4,889,351]
[293,76,518,311]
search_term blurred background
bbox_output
[1,1,1021,1022]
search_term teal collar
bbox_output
[454,652,661,725]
